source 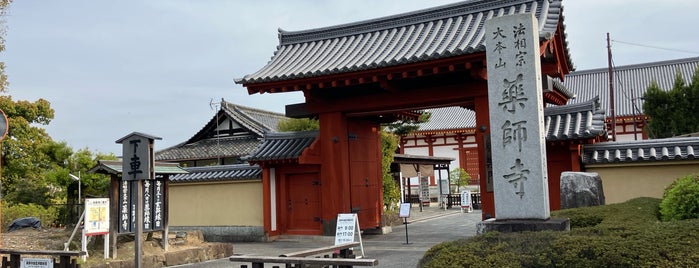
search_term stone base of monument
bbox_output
[476,218,570,234]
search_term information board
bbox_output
[21,258,52,268]
[334,213,364,257]
[118,179,165,233]
[85,198,110,236]
[398,203,411,218]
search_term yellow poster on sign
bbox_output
[85,198,110,236]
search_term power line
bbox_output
[611,39,699,55]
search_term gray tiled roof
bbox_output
[155,136,261,161]
[416,106,476,132]
[413,97,606,141]
[220,101,286,136]
[170,164,261,183]
[544,96,607,141]
[236,0,570,85]
[582,137,699,164]
[243,131,318,163]
[155,100,287,162]
[563,57,699,117]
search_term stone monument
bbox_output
[478,13,569,233]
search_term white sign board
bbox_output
[460,190,472,208]
[334,213,364,257]
[85,198,110,236]
[485,13,550,220]
[398,203,411,218]
[21,258,52,268]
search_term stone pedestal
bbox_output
[476,218,570,234]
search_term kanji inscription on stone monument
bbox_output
[485,13,550,220]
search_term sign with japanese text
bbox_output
[334,213,364,257]
[334,213,358,245]
[85,198,110,236]
[21,258,52,268]
[121,135,152,181]
[485,13,550,220]
[418,175,430,203]
[118,179,165,233]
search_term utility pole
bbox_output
[607,33,617,141]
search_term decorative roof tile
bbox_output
[582,137,699,164]
[236,0,570,85]
[170,164,261,183]
[243,131,319,163]
[544,96,607,141]
[563,57,699,117]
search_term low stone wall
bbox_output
[91,243,233,268]
[170,226,266,242]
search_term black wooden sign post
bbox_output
[116,132,161,268]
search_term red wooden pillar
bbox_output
[474,95,494,220]
[319,112,351,233]
[260,165,277,236]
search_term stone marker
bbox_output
[485,13,550,220]
[560,171,605,209]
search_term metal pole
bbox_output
[78,171,81,207]
[607,33,617,141]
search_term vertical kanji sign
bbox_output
[485,13,550,220]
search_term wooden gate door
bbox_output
[462,147,480,185]
[285,173,322,235]
[348,121,382,229]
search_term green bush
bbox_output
[2,202,58,230]
[419,198,699,267]
[660,173,699,221]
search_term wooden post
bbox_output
[135,179,143,267]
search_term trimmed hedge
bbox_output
[660,173,699,221]
[419,198,699,267]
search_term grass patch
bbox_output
[419,197,699,267]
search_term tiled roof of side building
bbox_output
[221,101,286,136]
[170,164,261,183]
[413,97,606,141]
[236,0,571,85]
[243,131,319,163]
[415,106,476,133]
[582,137,699,164]
[155,136,261,161]
[562,57,699,117]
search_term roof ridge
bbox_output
[567,56,699,76]
[184,164,260,172]
[279,0,539,45]
[222,100,285,117]
[265,130,319,139]
[545,96,600,115]
[585,137,699,149]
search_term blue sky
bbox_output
[2,0,698,155]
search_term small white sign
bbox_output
[85,198,110,236]
[399,203,411,218]
[21,258,52,268]
[460,190,472,208]
[334,213,364,257]
[335,213,358,245]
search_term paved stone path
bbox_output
[173,204,482,268]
